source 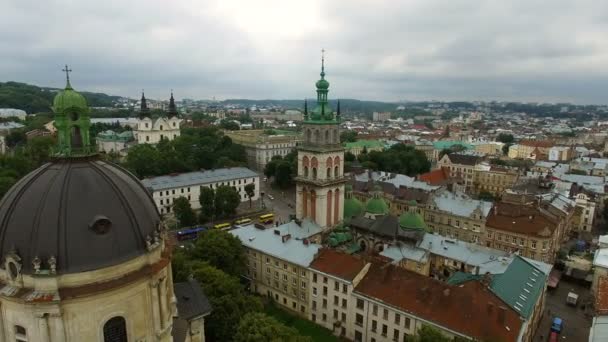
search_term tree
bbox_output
[264,159,278,179]
[496,133,514,144]
[244,183,255,208]
[124,144,161,178]
[220,119,240,131]
[172,197,197,228]
[214,185,240,218]
[199,186,215,222]
[274,161,293,189]
[407,325,451,342]
[478,191,495,201]
[192,229,247,277]
[344,151,356,162]
[234,312,312,342]
[502,143,512,156]
[340,130,358,143]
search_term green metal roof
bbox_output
[365,197,389,215]
[432,141,473,150]
[490,256,547,319]
[53,83,88,113]
[398,211,427,231]
[344,197,364,219]
[344,140,385,149]
[446,272,483,285]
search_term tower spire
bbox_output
[304,99,308,119]
[320,49,325,78]
[139,89,150,118]
[167,89,178,117]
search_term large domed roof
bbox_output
[0,158,160,275]
[399,211,427,231]
[365,197,389,215]
[344,197,364,219]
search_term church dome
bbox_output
[365,197,389,215]
[0,158,160,275]
[52,83,88,113]
[344,197,364,219]
[399,211,427,231]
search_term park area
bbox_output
[264,302,340,342]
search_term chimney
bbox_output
[493,205,498,215]
[303,239,309,245]
[498,306,506,325]
[281,234,291,243]
[481,272,492,287]
[443,288,450,297]
[274,229,281,235]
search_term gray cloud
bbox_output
[1,0,607,104]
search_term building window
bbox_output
[334,309,338,319]
[103,316,127,342]
[357,298,364,309]
[342,298,347,309]
[334,296,339,306]
[323,276,328,284]
[531,240,537,249]
[356,313,364,326]
[334,280,339,291]
[15,325,27,342]
[312,314,316,322]
[405,317,411,330]
[371,320,377,332]
[301,281,306,289]
[342,284,348,294]
[323,299,327,308]
[355,330,363,342]
[395,313,400,325]
[322,314,327,322]
[394,329,400,341]
[383,308,388,320]
[373,304,378,316]
[341,312,346,322]
[313,287,317,296]
[382,324,388,337]
[323,286,328,296]
[313,274,317,283]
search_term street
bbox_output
[259,181,297,224]
[533,280,592,341]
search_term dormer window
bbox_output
[70,112,79,121]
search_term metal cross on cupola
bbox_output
[62,64,72,84]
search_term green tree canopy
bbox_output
[234,312,312,342]
[199,186,215,222]
[496,133,515,144]
[357,144,430,176]
[340,130,358,143]
[244,183,255,208]
[172,197,197,228]
[191,229,247,277]
[214,185,241,218]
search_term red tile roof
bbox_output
[355,264,522,342]
[486,202,557,237]
[310,249,367,281]
[520,140,553,148]
[418,168,449,185]
[596,276,608,315]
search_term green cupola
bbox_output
[399,211,427,231]
[52,65,94,156]
[364,184,389,216]
[344,184,364,220]
[306,49,339,124]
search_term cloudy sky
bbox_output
[2,0,608,104]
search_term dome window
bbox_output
[90,215,112,235]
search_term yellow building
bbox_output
[225,129,301,171]
[473,165,519,197]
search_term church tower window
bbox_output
[15,325,27,342]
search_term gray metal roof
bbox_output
[0,158,160,275]
[174,279,212,320]
[431,192,493,218]
[141,167,258,191]
[229,222,320,267]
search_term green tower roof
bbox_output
[52,81,88,113]
[365,197,389,215]
[344,197,364,219]
[304,49,339,124]
[399,211,427,231]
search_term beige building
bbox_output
[472,141,504,156]
[225,129,301,171]
[308,249,370,339]
[485,201,564,263]
[413,140,434,162]
[473,164,519,197]
[508,140,553,160]
[437,153,482,193]
[372,112,391,121]
[424,191,493,244]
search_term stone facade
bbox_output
[133,116,182,144]
[473,165,519,197]
[225,130,301,171]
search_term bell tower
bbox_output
[295,51,345,229]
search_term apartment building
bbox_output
[141,167,259,214]
[230,224,321,317]
[472,141,504,156]
[308,249,370,340]
[570,187,597,232]
[437,153,482,192]
[344,140,385,157]
[225,129,301,171]
[473,164,519,197]
[424,191,493,244]
[372,112,391,121]
[485,202,563,263]
[351,263,526,342]
[508,140,553,160]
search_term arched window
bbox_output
[334,165,339,177]
[327,167,331,178]
[103,316,127,342]
[314,130,320,143]
[333,129,338,144]
[312,168,317,180]
[15,325,26,342]
[304,166,309,177]
[306,129,312,143]
[325,130,329,143]
[160,125,164,131]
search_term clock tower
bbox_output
[295,52,345,229]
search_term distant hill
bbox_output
[223,98,398,115]
[0,81,122,114]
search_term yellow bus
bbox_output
[213,222,231,230]
[234,218,252,225]
[259,213,274,224]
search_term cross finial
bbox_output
[62,64,72,85]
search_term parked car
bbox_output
[267,194,274,200]
[566,292,579,307]
[549,331,559,342]
[551,317,563,334]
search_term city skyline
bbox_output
[2,0,608,104]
